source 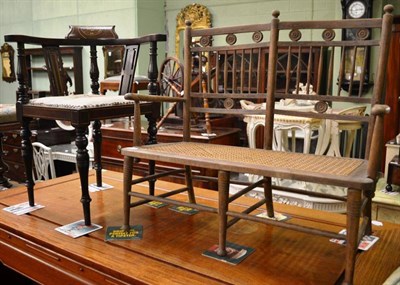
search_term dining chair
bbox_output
[5,29,166,226]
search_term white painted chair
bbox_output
[32,142,56,182]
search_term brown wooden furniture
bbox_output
[4,32,166,227]
[1,126,30,184]
[0,170,399,284]
[386,154,400,192]
[24,46,84,96]
[0,122,19,188]
[121,6,394,285]
[383,15,400,170]
[100,75,149,95]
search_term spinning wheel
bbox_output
[157,57,184,128]
[157,54,218,130]
[160,57,184,98]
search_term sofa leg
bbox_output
[122,156,134,231]
[263,176,274,218]
[217,170,229,256]
[344,188,362,285]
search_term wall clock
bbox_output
[341,0,373,95]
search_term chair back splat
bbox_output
[121,5,394,285]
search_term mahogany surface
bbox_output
[0,171,399,284]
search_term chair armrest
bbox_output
[367,104,390,180]
[124,93,185,103]
[371,104,390,116]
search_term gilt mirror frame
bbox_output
[1,43,16,83]
[175,3,212,57]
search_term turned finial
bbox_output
[383,4,394,14]
[272,10,280,18]
[185,20,192,27]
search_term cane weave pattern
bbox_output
[141,142,363,176]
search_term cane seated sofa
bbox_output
[121,6,394,284]
[5,29,166,226]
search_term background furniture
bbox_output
[383,16,400,170]
[0,104,18,188]
[385,139,400,189]
[51,142,94,170]
[2,127,73,183]
[32,141,56,182]
[100,75,149,95]
[241,100,324,154]
[100,45,150,95]
[24,47,83,97]
[102,45,124,78]
[325,105,367,157]
[5,32,166,226]
[385,153,400,192]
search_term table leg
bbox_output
[75,125,91,226]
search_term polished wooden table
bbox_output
[0,170,398,284]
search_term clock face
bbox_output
[348,1,366,18]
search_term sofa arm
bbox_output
[367,104,390,179]
[124,93,186,146]
[124,93,185,103]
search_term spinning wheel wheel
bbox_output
[157,55,218,130]
[160,57,184,98]
[158,57,184,128]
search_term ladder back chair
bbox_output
[5,30,166,226]
[121,5,394,284]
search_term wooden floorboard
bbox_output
[0,170,398,284]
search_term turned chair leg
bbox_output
[344,188,362,285]
[185,165,196,204]
[148,160,155,196]
[362,189,374,235]
[217,170,229,256]
[263,176,274,218]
